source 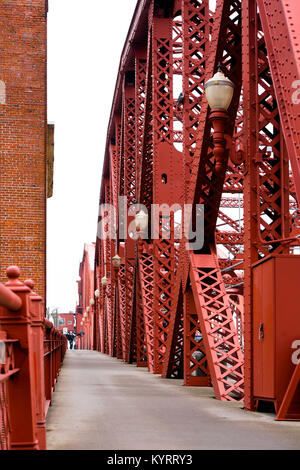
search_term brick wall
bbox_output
[0,1,47,300]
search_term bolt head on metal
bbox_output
[94,289,100,298]
[101,276,108,287]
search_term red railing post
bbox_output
[55,330,59,382]
[50,325,54,397]
[43,320,67,416]
[25,279,47,450]
[44,321,52,414]
[0,267,39,450]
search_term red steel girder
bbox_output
[136,274,148,367]
[185,0,244,400]
[257,0,300,203]
[138,242,155,373]
[243,0,291,409]
[151,14,183,373]
[189,250,244,400]
[93,0,300,414]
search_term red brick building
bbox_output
[57,313,76,333]
[0,1,52,301]
[76,243,95,349]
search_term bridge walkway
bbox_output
[46,351,300,450]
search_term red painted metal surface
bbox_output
[0,284,22,312]
[252,255,300,413]
[276,361,300,421]
[85,0,300,419]
[6,0,300,448]
[0,332,19,450]
[0,267,67,450]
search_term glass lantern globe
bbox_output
[204,69,234,111]
[112,254,121,269]
[135,210,148,231]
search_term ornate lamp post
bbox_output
[135,210,148,232]
[112,254,121,270]
[204,66,234,174]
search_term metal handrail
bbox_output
[0,283,22,311]
[0,266,68,450]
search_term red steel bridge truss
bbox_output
[94,0,300,409]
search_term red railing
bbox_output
[0,333,19,450]
[0,266,67,450]
[44,319,67,415]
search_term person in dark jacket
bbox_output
[66,332,74,349]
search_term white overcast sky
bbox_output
[47,0,137,313]
[46,0,218,314]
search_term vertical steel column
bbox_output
[134,49,148,366]
[138,242,155,372]
[152,15,178,374]
[123,78,137,362]
[104,183,113,356]
[181,0,210,385]
[243,0,290,409]
[185,0,244,401]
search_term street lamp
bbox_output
[83,312,87,318]
[95,289,100,298]
[112,254,121,270]
[204,66,234,174]
[135,210,148,232]
[90,298,95,306]
[101,276,108,288]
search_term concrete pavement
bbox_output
[46,350,300,450]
